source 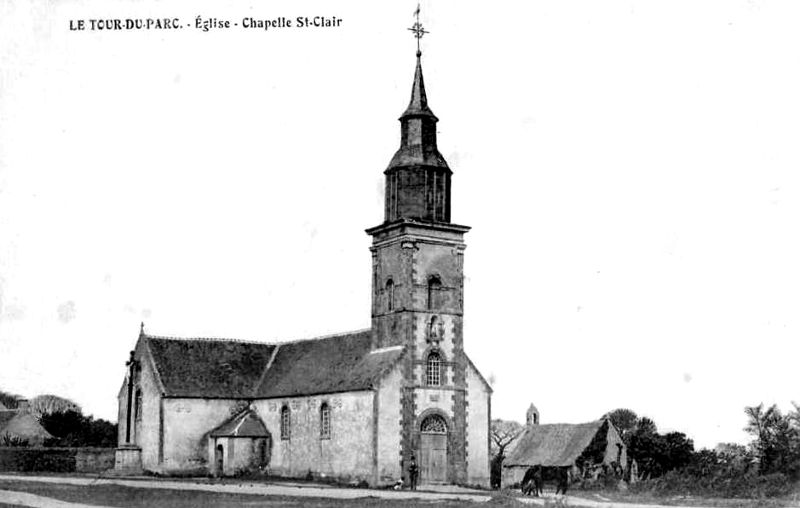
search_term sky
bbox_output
[1,0,798,450]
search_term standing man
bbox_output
[408,455,419,490]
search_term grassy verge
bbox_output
[505,487,800,508]
[577,489,799,508]
[0,479,478,508]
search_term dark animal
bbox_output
[520,466,542,496]
[555,467,569,495]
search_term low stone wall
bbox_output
[76,448,116,472]
[0,447,115,473]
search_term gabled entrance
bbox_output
[208,406,271,476]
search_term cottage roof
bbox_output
[210,408,269,438]
[0,410,16,431]
[0,409,53,441]
[504,420,608,468]
[144,329,404,400]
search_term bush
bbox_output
[572,472,622,491]
[1,433,30,447]
[630,469,798,499]
[0,447,76,472]
[40,410,117,448]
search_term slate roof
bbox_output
[144,329,405,400]
[211,409,269,438]
[254,331,403,398]
[146,337,276,398]
[504,420,608,468]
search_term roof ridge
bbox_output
[144,334,274,346]
[531,420,603,428]
[144,328,370,346]
[274,328,371,346]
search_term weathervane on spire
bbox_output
[407,3,428,56]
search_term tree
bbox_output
[491,419,524,458]
[744,403,800,477]
[661,431,694,471]
[606,408,638,445]
[40,410,117,448]
[0,389,21,409]
[490,419,524,489]
[28,395,81,421]
[40,409,84,442]
[627,416,667,479]
[636,417,658,437]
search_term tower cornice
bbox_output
[365,219,470,244]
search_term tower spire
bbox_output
[382,3,450,223]
[404,3,434,119]
[402,50,435,119]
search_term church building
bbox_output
[114,39,491,488]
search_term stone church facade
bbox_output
[115,50,491,487]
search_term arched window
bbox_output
[280,405,291,440]
[426,352,441,386]
[420,414,448,434]
[427,276,442,310]
[134,388,143,420]
[386,278,395,311]
[320,403,331,439]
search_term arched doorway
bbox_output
[257,436,271,468]
[215,444,224,476]
[419,414,448,483]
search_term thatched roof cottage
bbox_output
[502,406,627,487]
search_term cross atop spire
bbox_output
[407,3,428,56]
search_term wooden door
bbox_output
[420,433,447,483]
[215,444,224,475]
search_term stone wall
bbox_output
[252,391,374,483]
[135,341,164,469]
[162,398,242,472]
[466,360,491,486]
[117,338,166,470]
[76,448,116,472]
[209,436,264,475]
[376,364,402,484]
[0,447,114,473]
[503,465,527,488]
[603,423,627,467]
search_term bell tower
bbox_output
[366,21,471,483]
